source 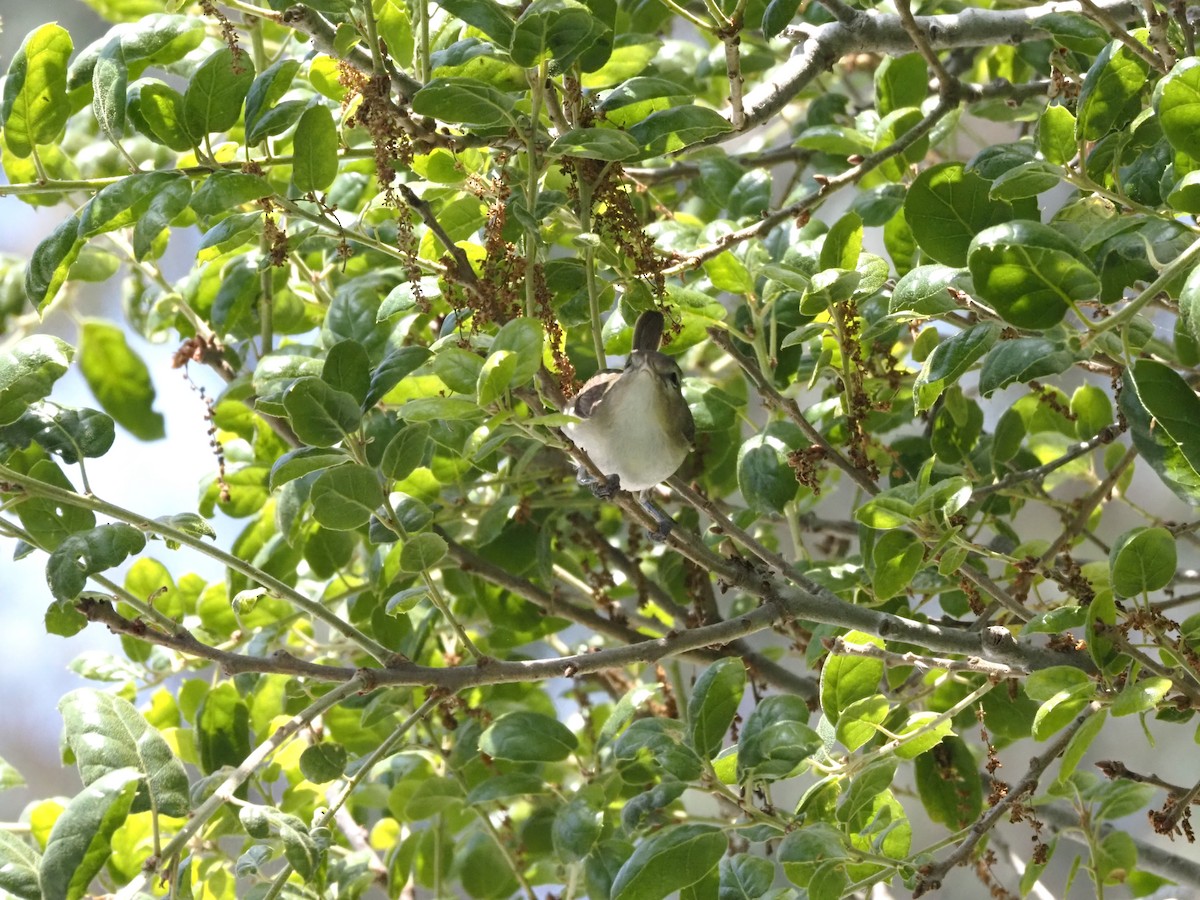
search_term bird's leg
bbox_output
[578,469,621,500]
[636,490,675,542]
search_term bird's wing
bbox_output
[572,370,621,418]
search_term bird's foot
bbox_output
[579,471,621,499]
[637,492,675,542]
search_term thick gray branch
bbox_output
[738,0,1140,135]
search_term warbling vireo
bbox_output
[565,310,695,538]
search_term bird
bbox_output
[565,309,695,539]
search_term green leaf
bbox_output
[182,47,254,137]
[78,321,165,441]
[779,824,847,888]
[123,80,191,149]
[400,532,448,571]
[244,57,300,144]
[310,464,385,530]
[0,403,114,464]
[686,659,745,760]
[553,790,604,862]
[904,162,1015,266]
[1120,368,1200,504]
[435,0,515,46]
[819,211,863,271]
[510,0,607,69]
[835,694,890,752]
[610,824,726,900]
[1,24,73,158]
[322,340,371,407]
[282,376,363,447]
[914,736,982,829]
[874,53,926,117]
[820,630,884,724]
[25,215,84,313]
[871,530,924,601]
[1128,358,1200,489]
[477,350,518,405]
[615,719,702,781]
[736,694,819,782]
[292,104,339,193]
[1158,57,1200,160]
[197,682,251,775]
[132,174,192,259]
[189,170,273,218]
[299,742,348,782]
[968,220,1100,329]
[1058,707,1106,780]
[736,433,795,514]
[1111,675,1172,716]
[0,335,74,426]
[978,337,1076,396]
[0,830,40,900]
[889,264,965,316]
[718,852,773,899]
[80,172,187,239]
[381,423,430,481]
[548,126,640,160]
[628,105,733,154]
[411,77,518,126]
[1037,103,1077,165]
[39,768,141,900]
[480,711,578,762]
[46,524,147,603]
[491,316,544,385]
[913,323,999,412]
[988,160,1063,200]
[58,689,189,818]
[1110,526,1176,598]
[1076,41,1149,140]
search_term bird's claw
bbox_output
[579,471,621,499]
[637,491,675,542]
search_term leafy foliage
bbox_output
[2,0,1200,897]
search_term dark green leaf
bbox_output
[282,376,363,447]
[913,323,999,412]
[197,682,252,775]
[874,53,926,117]
[968,220,1099,329]
[411,77,518,126]
[80,172,187,239]
[491,316,544,385]
[904,162,1015,266]
[292,104,339,193]
[92,39,127,149]
[244,57,300,143]
[686,659,745,760]
[737,694,819,782]
[510,0,607,69]
[299,742,347,782]
[1128,359,1200,489]
[46,523,147,602]
[610,825,726,900]
[0,403,114,463]
[310,464,385,530]
[25,215,84,313]
[127,79,194,151]
[978,337,1076,396]
[1076,41,1149,140]
[480,711,578,762]
[549,126,640,160]
[322,340,371,407]
[189,170,273,218]
[133,175,192,260]
[889,264,965,316]
[399,532,447,571]
[1110,526,1176,598]
[381,423,430,481]
[736,434,795,514]
[183,47,254,137]
[628,105,732,154]
[871,530,923,602]
[914,736,981,829]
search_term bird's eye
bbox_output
[667,371,680,387]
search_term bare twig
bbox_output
[915,703,1103,895]
[1078,0,1168,73]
